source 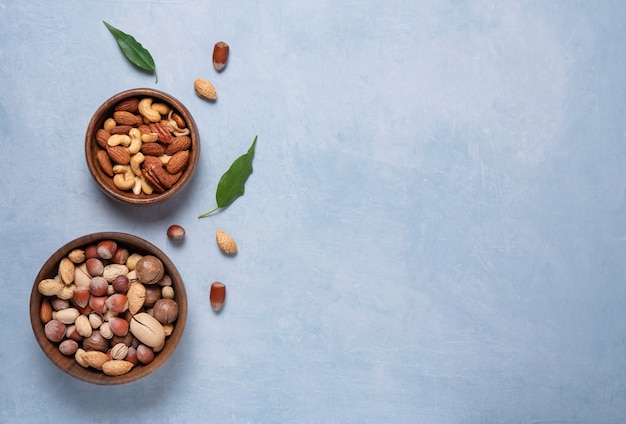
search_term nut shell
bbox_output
[135,255,165,284]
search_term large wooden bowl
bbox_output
[30,232,188,385]
[85,88,200,205]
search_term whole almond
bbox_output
[97,149,114,176]
[58,257,75,285]
[166,136,191,155]
[216,229,237,255]
[115,97,139,113]
[110,125,133,135]
[40,298,53,323]
[80,351,109,370]
[96,129,111,149]
[113,110,143,126]
[102,360,134,376]
[140,142,165,157]
[107,146,131,165]
[194,78,217,101]
[166,150,189,174]
[127,282,147,314]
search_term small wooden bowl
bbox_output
[30,232,188,385]
[85,88,200,205]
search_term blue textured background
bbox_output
[1,1,626,422]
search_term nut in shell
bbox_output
[216,229,237,255]
[135,255,165,284]
[130,312,166,348]
[194,78,217,101]
[102,360,134,376]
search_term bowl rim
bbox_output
[85,88,200,205]
[30,232,188,385]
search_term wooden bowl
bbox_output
[30,232,188,385]
[85,88,200,205]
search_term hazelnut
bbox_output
[89,276,109,297]
[210,282,226,312]
[135,255,164,284]
[157,273,172,286]
[152,299,179,324]
[112,275,130,294]
[144,285,162,308]
[167,224,185,241]
[108,317,129,337]
[85,244,99,259]
[85,257,104,277]
[83,330,109,352]
[89,296,108,314]
[50,297,70,311]
[66,325,84,342]
[59,339,79,356]
[125,346,139,365]
[112,247,129,265]
[136,344,155,365]
[97,240,117,260]
[161,286,175,300]
[44,320,66,343]
[72,286,91,309]
[106,294,129,313]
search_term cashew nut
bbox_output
[151,103,170,115]
[138,98,162,123]
[103,118,117,131]
[107,134,131,147]
[132,176,142,195]
[140,176,154,195]
[127,128,142,154]
[159,154,171,165]
[166,119,190,137]
[130,152,145,176]
[112,165,135,190]
[141,133,159,143]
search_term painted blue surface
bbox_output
[1,0,626,422]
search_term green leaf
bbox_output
[199,136,258,218]
[103,21,157,83]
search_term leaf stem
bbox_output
[198,207,220,218]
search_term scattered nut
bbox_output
[212,41,229,71]
[167,224,185,241]
[210,282,226,312]
[216,229,237,255]
[194,78,217,101]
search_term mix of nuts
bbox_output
[95,97,192,195]
[37,240,180,377]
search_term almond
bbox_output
[109,125,133,135]
[115,97,139,113]
[113,111,143,126]
[80,350,109,370]
[107,145,131,165]
[166,150,189,174]
[127,282,147,315]
[166,136,191,155]
[216,229,237,255]
[97,149,114,176]
[140,142,165,157]
[194,78,217,100]
[102,360,134,376]
[96,129,111,149]
[40,298,53,324]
